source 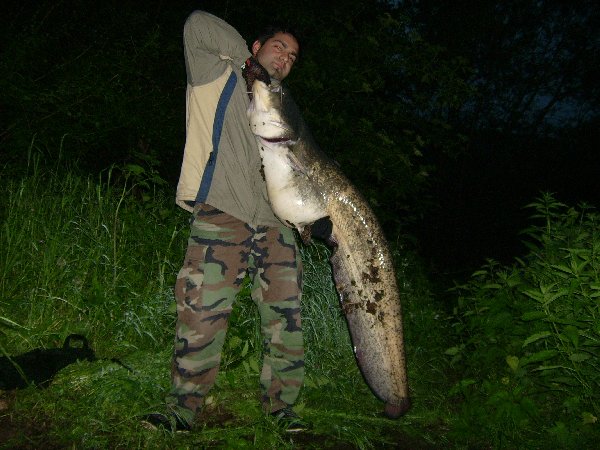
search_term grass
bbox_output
[2,156,597,448]
[0,157,447,448]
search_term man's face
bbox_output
[252,32,299,81]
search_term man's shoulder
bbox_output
[184,10,242,43]
[184,10,250,70]
[185,10,221,27]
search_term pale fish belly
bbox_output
[259,145,326,228]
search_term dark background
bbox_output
[1,0,598,279]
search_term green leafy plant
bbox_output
[447,193,599,447]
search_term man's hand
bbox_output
[242,56,271,99]
[310,216,333,241]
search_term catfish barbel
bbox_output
[247,79,410,418]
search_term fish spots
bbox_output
[361,265,381,284]
[343,300,361,315]
[259,163,266,181]
[366,300,377,315]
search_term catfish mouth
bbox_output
[258,136,296,147]
[261,136,292,144]
[256,121,294,145]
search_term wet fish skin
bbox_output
[248,80,410,418]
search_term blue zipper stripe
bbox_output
[196,71,238,203]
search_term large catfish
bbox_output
[247,78,410,418]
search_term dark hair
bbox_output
[255,25,301,56]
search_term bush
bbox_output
[446,193,599,447]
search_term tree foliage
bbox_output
[403,0,600,271]
[206,0,474,231]
[407,0,600,135]
[0,0,193,177]
[0,0,472,240]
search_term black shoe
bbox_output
[270,407,310,432]
[141,412,191,432]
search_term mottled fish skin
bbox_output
[248,80,410,418]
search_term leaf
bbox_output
[445,346,461,356]
[550,264,573,275]
[546,316,585,326]
[471,270,488,277]
[532,365,563,372]
[228,336,242,350]
[522,289,545,303]
[449,378,477,396]
[304,377,316,388]
[521,311,546,321]
[125,163,145,175]
[569,353,590,363]
[521,350,558,365]
[316,376,330,387]
[293,402,306,415]
[506,355,519,372]
[522,332,551,347]
[544,289,569,306]
[241,340,249,357]
[248,356,260,373]
[550,376,580,386]
[582,412,598,425]
[560,326,579,348]
[0,316,29,330]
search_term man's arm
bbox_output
[184,11,250,86]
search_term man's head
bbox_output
[252,26,299,81]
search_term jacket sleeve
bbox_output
[183,11,251,86]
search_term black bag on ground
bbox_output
[0,334,95,390]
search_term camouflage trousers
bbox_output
[168,203,304,424]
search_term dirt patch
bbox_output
[0,390,62,449]
[197,403,239,428]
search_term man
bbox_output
[145,11,303,432]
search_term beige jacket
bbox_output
[175,11,282,227]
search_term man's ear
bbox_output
[251,40,261,56]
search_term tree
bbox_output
[214,0,473,232]
[401,0,600,273]
[406,0,600,136]
[1,0,473,241]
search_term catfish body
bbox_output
[248,80,410,417]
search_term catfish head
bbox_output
[247,80,297,146]
[247,79,328,233]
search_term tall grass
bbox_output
[1,158,445,448]
[4,158,597,448]
[0,155,186,357]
